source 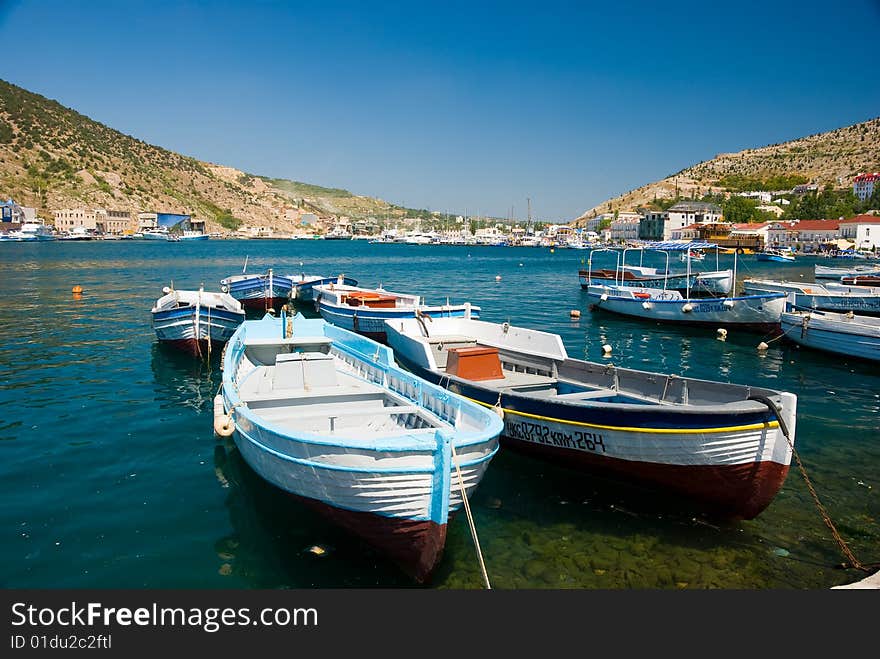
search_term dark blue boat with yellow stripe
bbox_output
[384,316,798,519]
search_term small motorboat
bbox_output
[756,248,796,263]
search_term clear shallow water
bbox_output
[0,240,877,589]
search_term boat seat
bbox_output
[554,388,618,400]
[273,352,338,390]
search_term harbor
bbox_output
[1,238,877,588]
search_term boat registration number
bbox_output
[505,419,607,454]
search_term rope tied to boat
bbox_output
[748,394,867,573]
[450,442,491,589]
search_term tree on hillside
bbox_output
[721,196,760,224]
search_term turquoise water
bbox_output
[0,240,877,589]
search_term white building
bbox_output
[609,216,640,242]
[756,204,785,218]
[839,214,880,251]
[792,220,841,252]
[739,191,773,204]
[664,202,722,240]
[853,173,880,201]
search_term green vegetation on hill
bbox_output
[260,176,354,199]
[715,173,809,192]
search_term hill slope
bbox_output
[0,79,433,231]
[572,117,880,224]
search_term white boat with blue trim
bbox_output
[384,316,798,519]
[286,273,359,302]
[586,248,786,332]
[220,267,296,311]
[756,248,796,263]
[215,313,502,581]
[814,264,880,280]
[742,279,880,316]
[314,283,480,342]
[586,285,787,332]
[780,309,880,362]
[1,221,56,241]
[151,285,245,357]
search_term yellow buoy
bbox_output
[71,285,83,294]
[757,342,769,351]
[570,309,581,319]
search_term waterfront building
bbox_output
[638,208,669,240]
[792,220,840,252]
[665,202,722,240]
[839,214,880,251]
[853,172,880,201]
[1,198,28,224]
[609,215,640,242]
[766,221,799,249]
[54,208,99,232]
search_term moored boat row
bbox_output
[144,255,850,583]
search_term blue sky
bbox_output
[1,0,879,221]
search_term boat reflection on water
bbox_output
[150,342,222,412]
[211,442,417,588]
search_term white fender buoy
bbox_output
[722,299,735,308]
[757,341,769,351]
[600,293,608,301]
[717,328,728,341]
[495,275,502,282]
[493,405,505,419]
[682,303,694,313]
[642,301,652,310]
[602,344,612,355]
[213,395,235,438]
[570,309,581,319]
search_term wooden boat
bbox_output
[780,309,880,362]
[742,279,880,316]
[220,268,296,311]
[286,273,359,302]
[151,285,244,357]
[384,316,798,519]
[581,246,732,295]
[586,285,787,332]
[814,264,880,280]
[585,248,783,330]
[840,275,880,287]
[756,248,795,263]
[314,283,480,342]
[215,313,502,582]
[578,267,697,291]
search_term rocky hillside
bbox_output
[0,79,433,231]
[573,116,880,224]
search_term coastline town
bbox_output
[2,171,879,254]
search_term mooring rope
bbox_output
[450,442,491,589]
[748,394,867,572]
